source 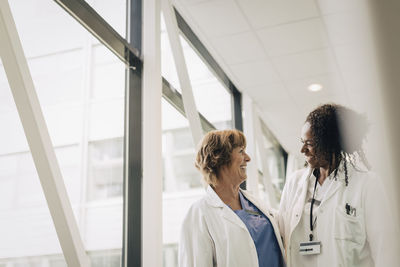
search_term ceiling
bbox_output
[172,0,378,155]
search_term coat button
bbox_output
[296,214,299,217]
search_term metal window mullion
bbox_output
[234,88,245,189]
[123,0,143,267]
[232,87,243,131]
[123,60,143,267]
[54,0,140,64]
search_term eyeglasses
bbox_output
[300,138,314,147]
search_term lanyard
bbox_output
[309,177,319,241]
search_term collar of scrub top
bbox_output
[237,190,254,212]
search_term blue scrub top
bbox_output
[233,191,283,267]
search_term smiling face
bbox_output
[223,146,251,185]
[301,122,329,169]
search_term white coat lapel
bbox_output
[221,206,248,230]
[320,181,342,207]
[296,169,312,207]
[290,169,311,234]
[205,185,225,208]
[319,167,348,207]
[205,185,247,230]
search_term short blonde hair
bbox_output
[195,129,246,186]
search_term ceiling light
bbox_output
[308,83,323,92]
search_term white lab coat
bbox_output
[179,185,285,267]
[278,164,399,267]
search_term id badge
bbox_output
[299,241,321,255]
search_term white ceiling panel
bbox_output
[237,0,319,29]
[285,74,346,101]
[211,32,267,64]
[272,49,336,80]
[246,83,292,109]
[230,61,280,87]
[185,0,250,37]
[290,92,345,117]
[260,109,304,152]
[317,0,363,15]
[261,112,297,136]
[323,12,365,46]
[257,18,329,57]
[247,84,301,151]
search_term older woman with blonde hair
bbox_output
[179,129,284,267]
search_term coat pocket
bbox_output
[333,206,365,245]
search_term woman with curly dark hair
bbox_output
[278,103,397,267]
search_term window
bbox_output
[162,99,204,266]
[257,119,287,202]
[0,250,121,267]
[89,250,121,267]
[162,99,202,192]
[87,138,123,201]
[0,0,125,264]
[83,0,126,38]
[161,15,233,129]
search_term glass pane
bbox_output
[87,138,124,201]
[161,15,179,91]
[9,0,86,58]
[0,152,63,261]
[257,121,286,202]
[162,99,204,266]
[88,250,121,267]
[182,36,233,128]
[91,45,125,100]
[161,15,233,129]
[1,0,125,265]
[0,250,121,266]
[84,0,126,39]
